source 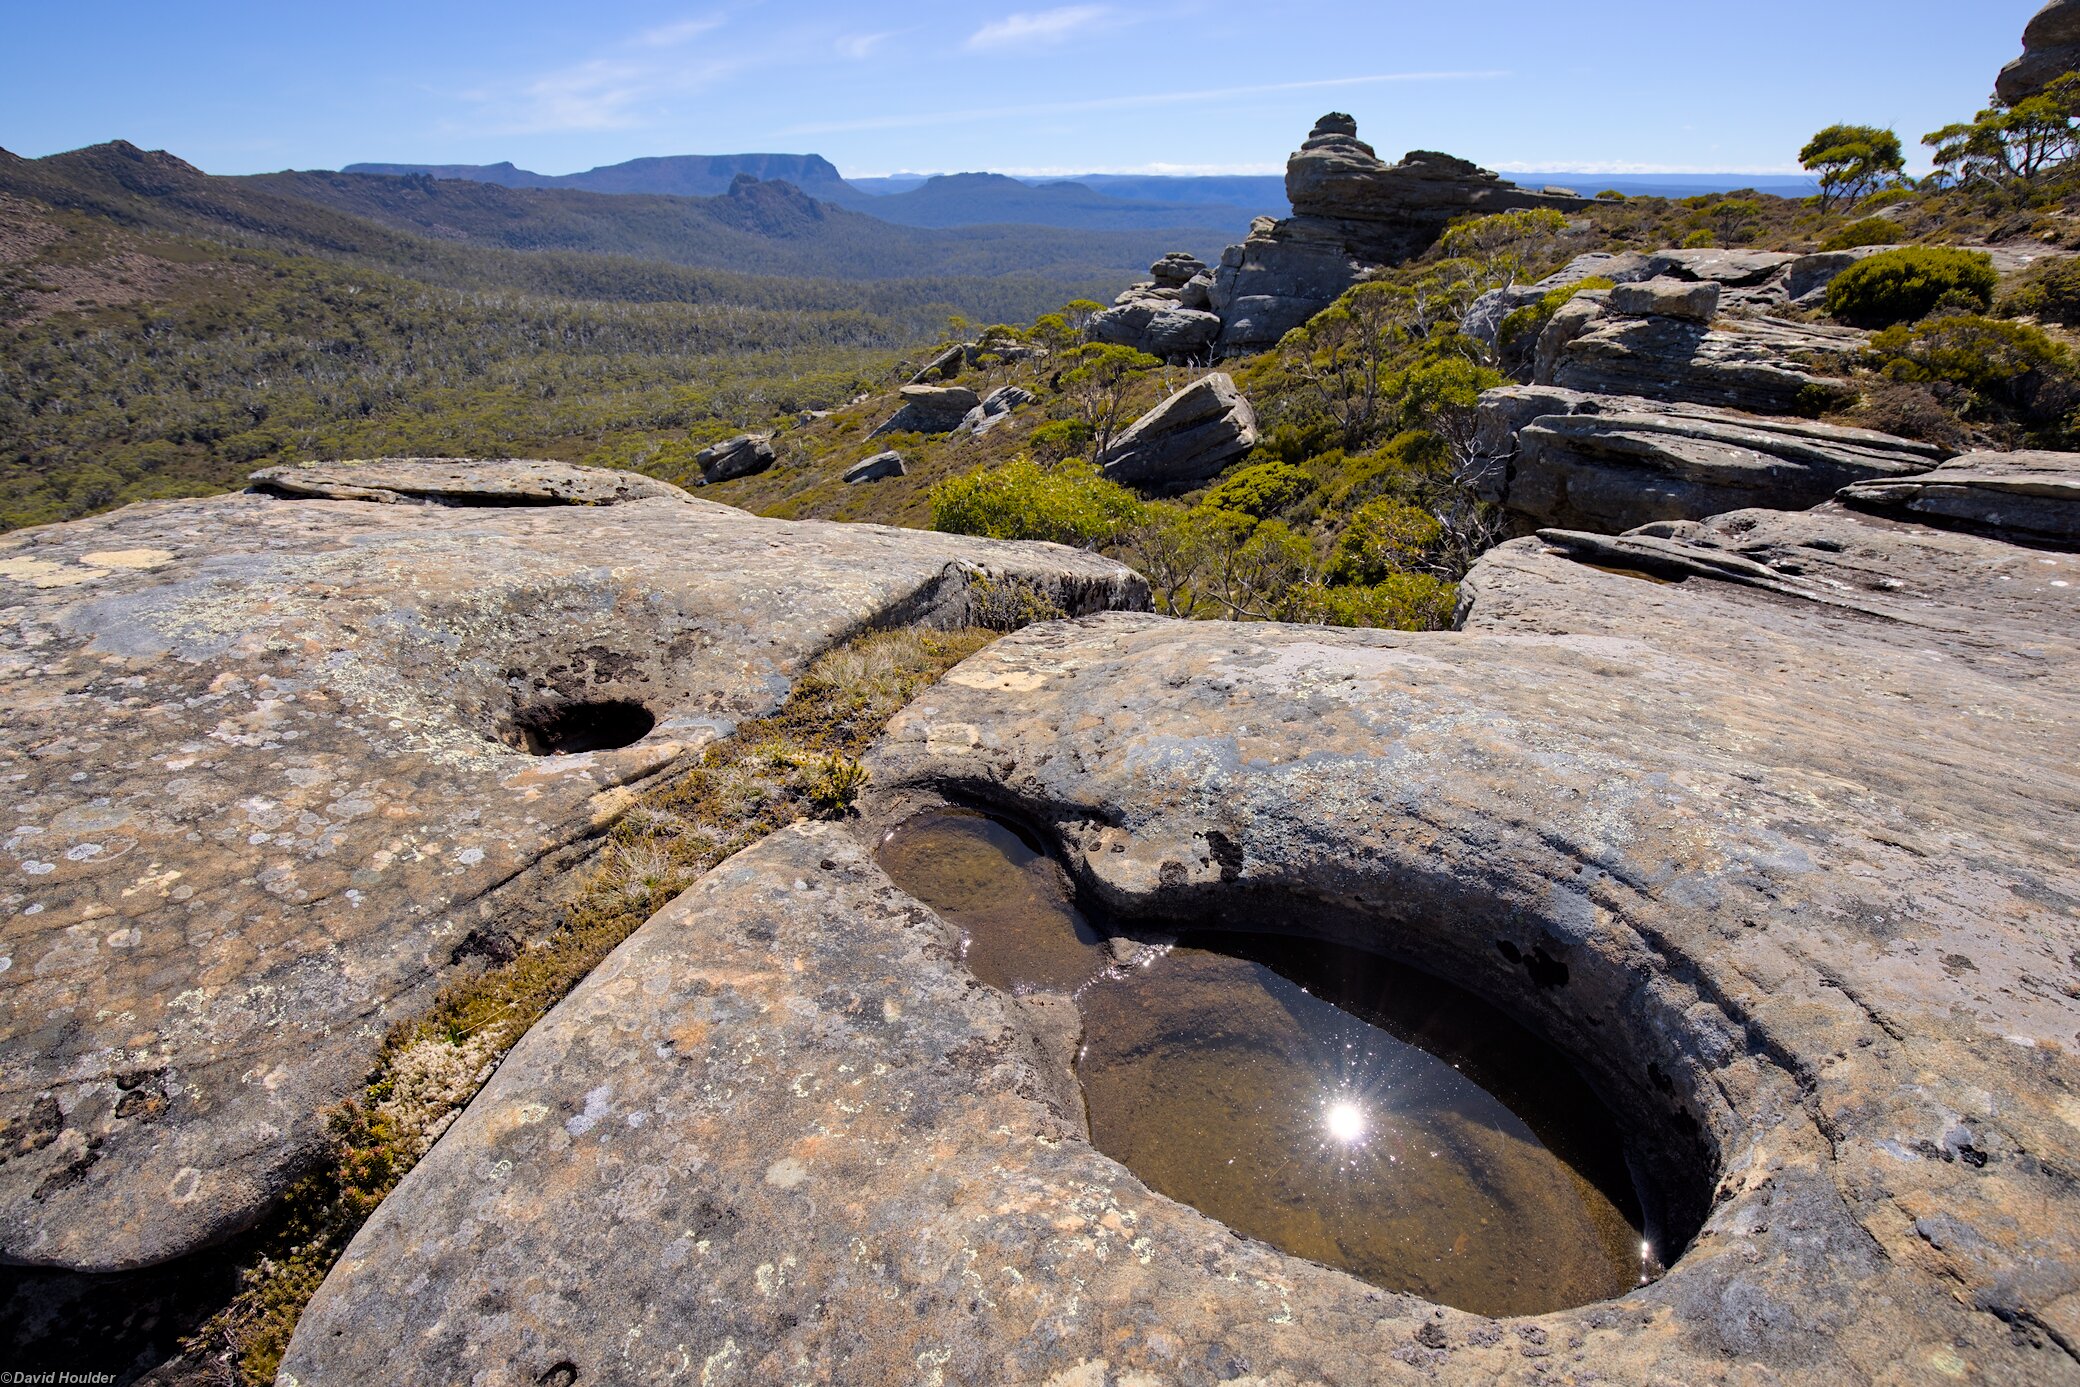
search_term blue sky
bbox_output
[0,2,2041,179]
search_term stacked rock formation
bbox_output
[1205,114,1591,353]
[281,457,2080,1385]
[1089,252,1222,362]
[1999,0,2080,103]
[1472,384,1954,533]
[0,459,1149,1275]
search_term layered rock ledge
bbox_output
[1474,385,1952,533]
[283,494,2079,1383]
[0,460,1148,1273]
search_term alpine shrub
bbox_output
[1823,247,1997,327]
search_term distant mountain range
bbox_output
[347,154,1820,235]
[7,141,1222,291]
[347,155,1261,236]
[347,153,862,203]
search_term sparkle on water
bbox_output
[877,806,1664,1318]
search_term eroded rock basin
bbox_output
[878,807,1657,1319]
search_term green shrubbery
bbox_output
[1027,417,1095,461]
[1823,246,1997,326]
[1865,313,2077,423]
[1998,256,2080,326]
[1199,461,1317,519]
[1819,218,1898,251]
[927,456,1143,548]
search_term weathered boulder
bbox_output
[1640,248,1798,287]
[1097,372,1259,494]
[842,449,906,483]
[1089,292,1221,361]
[0,463,1150,1273]
[1999,0,2080,103]
[909,342,968,385]
[1148,251,1209,287]
[956,385,1036,436]
[286,502,2080,1385]
[1539,304,1867,414]
[690,433,776,486]
[1207,221,1369,351]
[249,457,691,506]
[1839,448,2080,543]
[867,384,981,439]
[1473,384,1950,532]
[1608,276,1722,322]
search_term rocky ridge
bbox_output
[0,459,1148,1274]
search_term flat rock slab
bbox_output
[0,474,1148,1272]
[1475,384,1951,533]
[248,458,693,507]
[287,505,2079,1383]
[1838,448,2080,544]
[1544,310,1867,415]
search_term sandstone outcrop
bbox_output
[284,497,2080,1385]
[1096,372,1259,493]
[1999,0,2080,103]
[1204,115,1590,354]
[1606,276,1721,322]
[0,460,1149,1273]
[249,457,692,506]
[956,384,1036,436]
[1473,384,1951,532]
[867,384,981,438]
[1089,254,1224,362]
[1461,251,1657,350]
[1839,448,2080,543]
[842,449,906,483]
[1535,291,1866,415]
[690,433,776,486]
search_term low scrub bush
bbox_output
[1200,460,1317,519]
[1997,255,2080,326]
[1866,312,2077,423]
[928,456,1144,548]
[1820,218,1898,251]
[1824,246,1996,327]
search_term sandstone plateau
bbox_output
[280,461,2080,1383]
[0,460,1147,1274]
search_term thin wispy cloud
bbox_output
[635,16,724,49]
[784,70,1509,136]
[836,31,894,60]
[966,6,1109,52]
[455,12,738,135]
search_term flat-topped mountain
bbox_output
[347,152,867,203]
